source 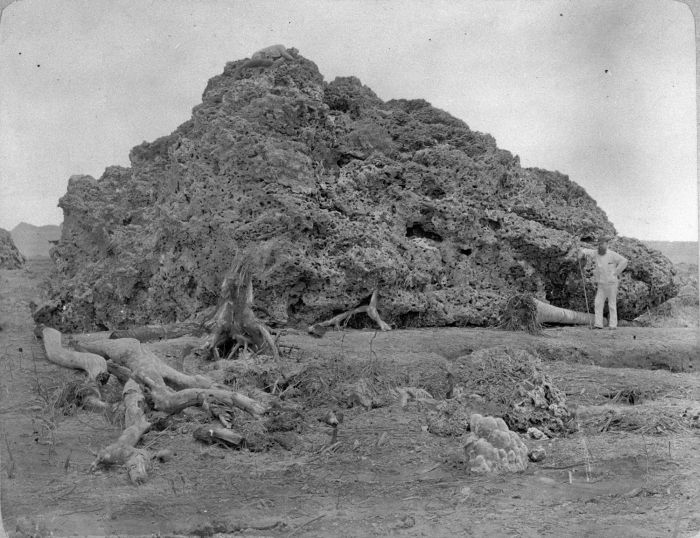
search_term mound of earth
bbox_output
[41,48,678,331]
[427,346,573,437]
[0,228,25,269]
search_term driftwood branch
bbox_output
[309,290,391,334]
[38,326,109,382]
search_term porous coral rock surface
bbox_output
[41,50,678,331]
[463,414,528,473]
[0,229,25,269]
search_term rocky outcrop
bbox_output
[42,50,678,331]
[11,222,62,259]
[0,229,25,269]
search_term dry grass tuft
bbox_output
[498,294,542,334]
[577,404,692,435]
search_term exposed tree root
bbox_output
[200,255,279,361]
[38,326,109,382]
[90,379,152,484]
[308,290,391,334]
[76,338,213,390]
[76,337,270,416]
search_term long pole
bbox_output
[577,254,593,329]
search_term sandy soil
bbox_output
[1,260,699,537]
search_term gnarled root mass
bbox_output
[40,327,272,483]
[76,337,270,416]
[308,290,391,335]
[91,379,152,484]
[200,255,279,361]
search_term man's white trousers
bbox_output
[594,282,618,328]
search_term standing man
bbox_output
[575,237,628,329]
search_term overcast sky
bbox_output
[0,0,697,240]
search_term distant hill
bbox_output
[0,228,25,268]
[10,222,62,259]
[642,241,698,266]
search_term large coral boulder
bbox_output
[41,51,677,331]
[0,229,25,269]
[463,414,529,473]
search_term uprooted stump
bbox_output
[199,255,279,361]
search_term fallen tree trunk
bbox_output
[499,294,598,334]
[309,290,391,334]
[534,299,596,326]
[91,379,152,484]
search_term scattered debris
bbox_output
[528,446,547,462]
[192,425,246,449]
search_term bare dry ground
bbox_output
[1,260,699,537]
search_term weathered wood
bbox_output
[149,385,268,416]
[39,326,109,382]
[77,336,269,416]
[534,299,596,326]
[76,338,213,390]
[310,290,391,334]
[200,258,279,360]
[193,425,246,448]
[91,380,152,484]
